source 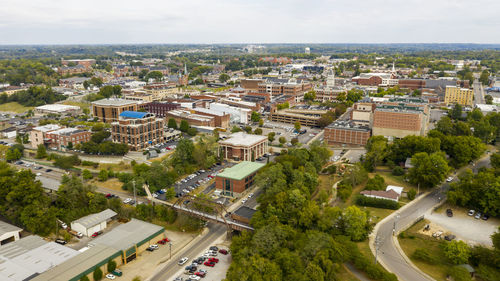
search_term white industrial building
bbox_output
[0,235,79,281]
[34,104,82,115]
[0,221,22,245]
[70,209,117,237]
[209,102,251,124]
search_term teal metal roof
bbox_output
[217,161,265,180]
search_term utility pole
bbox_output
[133,179,137,206]
[169,242,172,260]
[393,214,400,236]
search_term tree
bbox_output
[98,170,108,181]
[450,104,463,120]
[219,73,230,83]
[145,71,163,82]
[342,206,369,241]
[479,69,490,85]
[251,111,261,122]
[6,148,22,162]
[259,119,264,127]
[82,169,93,180]
[294,121,301,132]
[98,85,121,98]
[365,174,386,190]
[254,128,263,135]
[107,259,117,272]
[93,267,103,281]
[187,127,197,136]
[291,138,299,146]
[179,120,189,132]
[485,94,493,105]
[492,227,500,251]
[444,240,471,265]
[268,132,276,143]
[231,126,242,133]
[244,126,252,133]
[80,276,90,281]
[364,136,388,171]
[167,118,177,129]
[407,188,416,200]
[408,152,449,188]
[279,137,286,145]
[35,144,47,159]
[304,90,316,101]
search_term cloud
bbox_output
[0,0,498,44]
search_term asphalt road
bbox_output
[375,154,492,281]
[149,223,227,281]
[473,80,485,105]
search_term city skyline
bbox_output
[0,0,499,44]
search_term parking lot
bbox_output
[169,238,232,281]
[329,148,366,163]
[425,206,500,246]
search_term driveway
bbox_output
[425,210,498,247]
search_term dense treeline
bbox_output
[226,142,397,281]
[0,86,66,106]
[0,59,59,85]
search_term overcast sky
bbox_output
[0,0,498,44]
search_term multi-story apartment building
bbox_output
[324,121,371,146]
[30,124,91,150]
[138,102,181,118]
[444,85,474,106]
[165,109,216,127]
[111,111,164,151]
[91,98,139,123]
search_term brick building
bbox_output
[139,102,181,118]
[91,99,139,123]
[219,132,268,161]
[350,102,376,127]
[215,161,265,196]
[46,128,91,150]
[324,121,371,146]
[30,124,62,148]
[398,79,426,90]
[111,111,164,151]
[269,108,329,127]
[165,109,216,127]
[372,103,429,138]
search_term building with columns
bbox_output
[218,132,268,161]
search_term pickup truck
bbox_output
[69,230,83,239]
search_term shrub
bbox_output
[98,170,108,181]
[54,154,81,169]
[354,195,399,210]
[82,169,93,180]
[337,181,352,201]
[407,188,416,200]
[80,276,90,281]
[392,166,405,176]
[107,259,117,273]
[322,165,337,174]
[446,266,472,281]
[82,160,99,168]
[93,267,103,281]
[365,174,386,190]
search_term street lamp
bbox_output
[393,214,400,235]
[169,242,172,260]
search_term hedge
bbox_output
[354,195,399,209]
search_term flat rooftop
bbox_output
[89,219,163,251]
[217,161,265,181]
[71,209,117,229]
[35,104,80,112]
[0,220,21,237]
[91,98,138,106]
[32,124,62,132]
[219,132,267,147]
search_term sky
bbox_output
[0,0,499,44]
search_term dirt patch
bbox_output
[91,178,124,192]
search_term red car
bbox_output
[219,249,228,255]
[91,231,103,238]
[195,272,206,277]
[158,240,166,245]
[105,193,112,198]
[208,258,219,263]
[204,261,215,267]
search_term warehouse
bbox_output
[71,209,117,237]
[0,220,22,245]
[0,235,79,281]
[32,219,166,281]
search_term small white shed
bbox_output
[0,220,22,245]
[70,209,117,237]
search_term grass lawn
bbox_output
[90,178,124,192]
[0,102,33,113]
[63,100,90,111]
[370,168,417,191]
[98,162,133,173]
[398,219,451,281]
[337,264,362,281]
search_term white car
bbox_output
[178,257,189,265]
[123,198,132,204]
[150,244,159,249]
[241,199,247,204]
[189,275,201,280]
[106,274,116,280]
[446,176,453,182]
[36,172,42,176]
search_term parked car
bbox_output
[203,261,215,267]
[91,231,103,238]
[444,235,456,241]
[468,210,475,216]
[45,169,52,172]
[189,275,201,280]
[446,209,453,217]
[482,214,490,220]
[208,257,219,263]
[446,176,453,182]
[105,273,116,280]
[209,246,218,251]
[475,212,482,219]
[111,269,122,277]
[55,239,67,245]
[195,272,206,278]
[178,257,189,265]
[219,249,228,255]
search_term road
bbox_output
[374,154,491,281]
[149,223,227,281]
[473,79,485,105]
